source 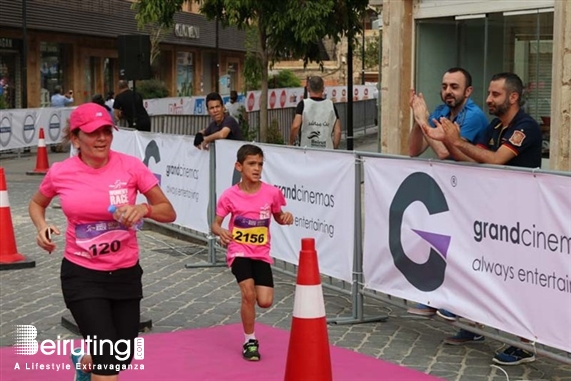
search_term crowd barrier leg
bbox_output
[327,155,388,325]
[186,143,226,269]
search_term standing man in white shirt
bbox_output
[224,90,244,124]
[289,76,341,149]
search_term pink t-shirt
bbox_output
[39,151,158,271]
[216,182,286,266]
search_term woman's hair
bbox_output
[62,120,79,145]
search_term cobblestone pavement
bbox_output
[1,148,570,381]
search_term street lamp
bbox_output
[215,15,219,93]
[22,0,28,108]
[361,12,366,85]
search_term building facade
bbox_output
[0,0,246,109]
[379,0,570,171]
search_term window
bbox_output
[415,9,554,157]
[176,51,194,96]
[40,42,65,103]
[0,52,21,109]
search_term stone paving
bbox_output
[1,148,570,381]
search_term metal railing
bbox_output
[148,99,379,143]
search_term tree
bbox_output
[269,70,302,89]
[243,25,262,91]
[133,0,369,141]
[131,0,186,67]
[356,32,381,70]
[198,0,368,142]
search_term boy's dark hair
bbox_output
[491,72,524,106]
[446,67,472,88]
[237,144,263,164]
[206,92,223,107]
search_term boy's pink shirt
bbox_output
[39,151,158,271]
[216,182,286,266]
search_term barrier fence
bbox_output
[111,129,571,365]
[0,96,377,152]
[143,99,377,144]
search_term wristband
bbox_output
[142,203,152,218]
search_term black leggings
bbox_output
[68,298,140,376]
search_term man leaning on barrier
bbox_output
[194,92,243,150]
[422,72,542,366]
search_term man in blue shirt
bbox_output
[50,86,74,107]
[409,67,489,159]
[407,68,490,344]
[407,68,488,315]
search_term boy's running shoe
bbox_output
[243,339,260,361]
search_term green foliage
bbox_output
[243,26,262,91]
[131,0,185,65]
[196,0,369,142]
[266,118,284,145]
[198,0,368,66]
[268,70,301,89]
[238,108,258,142]
[355,32,381,70]
[132,0,185,29]
[136,79,170,99]
[0,94,8,110]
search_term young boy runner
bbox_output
[212,144,293,361]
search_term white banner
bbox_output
[111,128,138,157]
[111,130,210,233]
[142,85,376,115]
[363,158,571,352]
[216,140,355,282]
[0,107,72,151]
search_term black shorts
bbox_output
[60,258,143,307]
[231,257,274,287]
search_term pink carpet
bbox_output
[1,323,441,380]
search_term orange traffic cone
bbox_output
[0,167,36,270]
[26,127,50,175]
[284,238,332,381]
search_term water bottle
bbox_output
[108,205,143,231]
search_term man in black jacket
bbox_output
[113,80,151,132]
